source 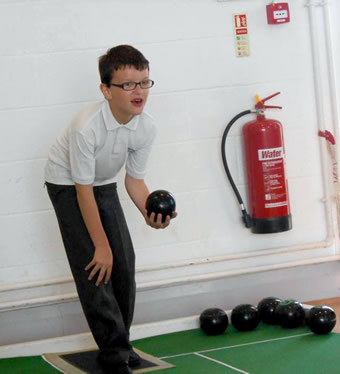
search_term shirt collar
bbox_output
[102,100,139,131]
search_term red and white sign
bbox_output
[233,14,250,57]
[234,14,247,28]
[258,147,283,161]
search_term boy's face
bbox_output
[100,66,150,124]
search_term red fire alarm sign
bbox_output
[266,2,290,24]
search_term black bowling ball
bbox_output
[231,304,260,332]
[308,305,336,335]
[199,308,229,335]
[145,190,176,223]
[276,300,305,329]
[257,297,282,325]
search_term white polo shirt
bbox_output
[45,100,157,186]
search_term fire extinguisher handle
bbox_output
[255,92,282,111]
[263,105,282,110]
[261,91,280,103]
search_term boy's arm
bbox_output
[125,173,175,229]
[75,184,113,286]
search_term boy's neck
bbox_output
[108,101,134,125]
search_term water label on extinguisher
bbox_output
[258,147,283,161]
[258,147,288,209]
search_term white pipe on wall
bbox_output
[137,240,334,272]
[0,276,72,293]
[0,239,333,294]
[1,254,340,313]
[322,1,340,184]
[308,0,340,241]
[306,0,335,240]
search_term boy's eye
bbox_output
[122,82,136,90]
[140,80,150,87]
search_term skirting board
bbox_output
[0,314,200,359]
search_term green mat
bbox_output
[1,324,340,373]
[0,356,59,374]
[132,324,340,374]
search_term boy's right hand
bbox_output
[144,210,177,229]
[85,246,113,287]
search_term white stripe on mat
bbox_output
[160,332,312,359]
[195,352,250,374]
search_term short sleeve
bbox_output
[69,131,96,184]
[126,129,157,180]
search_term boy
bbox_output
[45,45,176,374]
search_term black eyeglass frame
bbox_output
[107,80,155,91]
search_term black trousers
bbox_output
[46,182,136,367]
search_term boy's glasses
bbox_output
[108,79,154,91]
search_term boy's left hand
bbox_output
[144,210,177,229]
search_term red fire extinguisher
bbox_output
[221,92,292,233]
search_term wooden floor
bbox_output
[304,297,340,333]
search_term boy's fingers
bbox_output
[156,213,163,225]
[88,264,100,280]
[147,211,176,229]
[171,212,178,219]
[85,259,95,271]
[105,267,113,284]
[95,268,106,286]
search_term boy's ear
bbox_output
[100,83,112,99]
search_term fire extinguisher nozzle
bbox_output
[242,212,252,228]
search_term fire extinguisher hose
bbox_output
[221,110,253,228]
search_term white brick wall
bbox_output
[1,0,340,344]
[0,0,335,280]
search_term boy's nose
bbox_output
[134,84,143,93]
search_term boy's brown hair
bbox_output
[99,45,149,86]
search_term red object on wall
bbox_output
[266,2,290,24]
[242,93,292,233]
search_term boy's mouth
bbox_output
[131,98,143,107]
